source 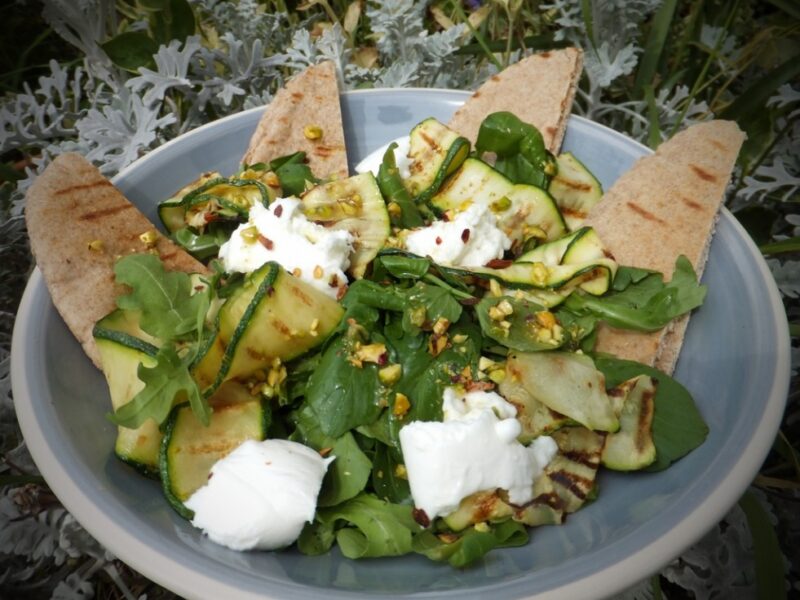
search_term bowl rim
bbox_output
[11,87,791,600]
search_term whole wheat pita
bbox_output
[242,61,349,180]
[448,47,583,153]
[25,153,207,368]
[583,119,745,373]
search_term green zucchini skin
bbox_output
[192,262,344,396]
[300,172,390,279]
[548,152,603,231]
[93,313,163,476]
[404,118,471,205]
[159,393,270,520]
[430,157,566,248]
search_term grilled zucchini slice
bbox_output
[405,118,470,204]
[548,153,602,231]
[192,262,343,394]
[301,172,390,279]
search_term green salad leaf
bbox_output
[595,357,709,471]
[289,405,372,507]
[107,345,208,428]
[412,519,529,567]
[301,493,419,559]
[561,255,707,332]
[114,254,209,341]
[475,111,557,189]
[377,142,424,228]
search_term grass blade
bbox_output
[765,0,800,19]
[720,54,800,122]
[738,490,787,600]
[644,84,663,149]
[580,0,596,50]
[759,237,800,256]
[634,0,679,94]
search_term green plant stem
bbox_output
[669,0,741,136]
[452,1,502,70]
[739,490,787,600]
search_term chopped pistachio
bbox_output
[478,356,497,372]
[428,333,448,356]
[489,196,512,213]
[264,172,280,187]
[240,225,259,243]
[497,299,514,316]
[355,342,387,365]
[488,368,506,384]
[394,464,408,479]
[387,201,402,219]
[139,230,158,248]
[393,392,411,418]
[378,363,402,385]
[535,310,557,329]
[87,239,104,252]
[489,278,502,297]
[474,521,491,533]
[458,199,473,212]
[451,333,468,344]
[292,267,303,278]
[488,305,505,321]
[432,317,450,335]
[303,124,323,140]
[531,262,549,285]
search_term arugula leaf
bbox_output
[107,346,208,428]
[595,357,709,471]
[289,405,372,507]
[561,256,707,332]
[114,254,209,340]
[374,253,432,280]
[315,493,419,559]
[377,142,423,228]
[412,520,529,567]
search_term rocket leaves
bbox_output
[108,254,211,428]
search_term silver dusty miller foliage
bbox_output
[1,1,797,599]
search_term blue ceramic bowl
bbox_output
[12,89,790,599]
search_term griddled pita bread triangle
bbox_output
[583,120,745,374]
[242,61,349,180]
[448,47,583,153]
[25,153,207,368]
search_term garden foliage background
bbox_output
[0,0,798,598]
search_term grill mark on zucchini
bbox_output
[549,470,593,500]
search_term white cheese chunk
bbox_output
[354,135,412,179]
[184,439,333,551]
[399,387,558,520]
[218,197,353,298]
[403,203,511,267]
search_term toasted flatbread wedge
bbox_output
[584,120,745,373]
[448,47,583,153]
[25,153,207,368]
[242,61,348,180]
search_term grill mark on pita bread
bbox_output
[313,145,335,157]
[291,92,303,100]
[79,203,134,221]
[710,139,726,151]
[690,164,717,182]
[680,196,704,211]
[625,201,667,224]
[56,180,114,195]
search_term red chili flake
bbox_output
[461,228,471,243]
[412,508,431,528]
[377,352,389,366]
[203,212,217,223]
[485,258,513,269]
[273,204,283,217]
[435,236,442,245]
[258,234,274,250]
[329,274,339,288]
